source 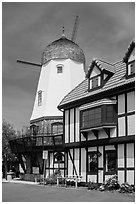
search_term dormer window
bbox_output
[87,60,114,92]
[38,90,42,106]
[89,75,101,89]
[127,60,135,76]
[123,41,135,78]
[57,64,63,73]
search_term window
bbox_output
[57,65,63,73]
[81,107,102,129]
[89,75,101,90]
[106,105,115,123]
[54,152,64,163]
[128,61,135,76]
[38,90,42,106]
[52,122,63,134]
[127,60,135,76]
[80,105,116,129]
[88,152,98,173]
[105,150,116,173]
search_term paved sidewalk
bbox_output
[2,178,39,185]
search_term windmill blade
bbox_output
[71,16,79,42]
[17,59,41,67]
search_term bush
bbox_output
[59,178,66,185]
[78,181,88,187]
[119,183,135,193]
[41,169,62,185]
[101,174,120,191]
[88,181,101,190]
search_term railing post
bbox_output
[57,177,59,187]
[75,176,78,188]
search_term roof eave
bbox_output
[58,81,135,110]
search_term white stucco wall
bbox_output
[75,108,80,142]
[68,149,73,175]
[118,171,125,184]
[70,108,74,143]
[118,144,124,168]
[118,94,125,115]
[127,91,135,113]
[126,143,134,168]
[127,170,134,185]
[65,110,69,143]
[74,148,79,175]
[118,117,125,136]
[127,115,135,135]
[81,148,86,181]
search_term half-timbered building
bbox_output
[58,40,135,184]
[10,39,135,184]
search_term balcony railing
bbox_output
[9,134,64,154]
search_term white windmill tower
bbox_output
[18,17,86,135]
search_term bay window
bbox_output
[80,105,116,129]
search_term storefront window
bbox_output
[105,150,116,173]
[88,152,98,173]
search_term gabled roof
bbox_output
[58,59,135,110]
[123,40,135,63]
[86,59,115,78]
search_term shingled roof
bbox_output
[58,59,135,110]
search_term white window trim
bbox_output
[56,64,64,73]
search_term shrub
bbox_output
[59,178,66,185]
[78,181,88,187]
[44,177,57,185]
[119,183,135,193]
[88,181,101,190]
[103,174,120,191]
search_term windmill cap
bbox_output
[41,36,85,66]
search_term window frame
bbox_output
[89,74,102,91]
[126,60,135,78]
[81,106,102,129]
[38,90,42,106]
[105,150,117,175]
[87,151,98,174]
[80,105,117,130]
[51,122,63,135]
[56,64,63,74]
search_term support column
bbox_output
[26,154,32,174]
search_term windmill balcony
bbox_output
[9,133,64,154]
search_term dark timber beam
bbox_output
[65,135,135,149]
[82,132,88,139]
[68,149,78,176]
[103,128,110,138]
[92,130,98,138]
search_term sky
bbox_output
[2,2,135,131]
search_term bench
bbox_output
[57,175,82,188]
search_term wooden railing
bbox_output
[9,134,64,153]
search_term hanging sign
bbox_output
[43,150,48,159]
[32,167,39,174]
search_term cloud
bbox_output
[2,2,135,130]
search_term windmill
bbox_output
[17,16,79,67]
